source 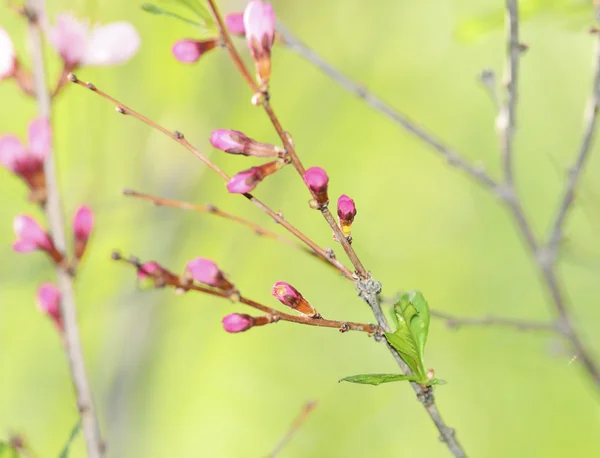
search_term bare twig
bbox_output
[268,401,318,458]
[25,1,104,457]
[431,310,560,333]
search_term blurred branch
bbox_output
[276,23,498,191]
[268,401,318,458]
[25,1,105,457]
[431,310,561,333]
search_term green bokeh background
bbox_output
[1,0,600,457]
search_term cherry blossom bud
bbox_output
[337,194,357,237]
[210,129,281,157]
[272,281,319,318]
[136,261,179,289]
[185,257,235,291]
[12,215,54,254]
[223,313,275,333]
[36,283,63,331]
[0,117,50,204]
[48,14,140,69]
[72,205,94,260]
[172,38,218,63]
[304,167,329,206]
[226,160,284,194]
[0,26,16,81]
[225,12,245,35]
[243,0,275,86]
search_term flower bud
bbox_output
[304,167,329,206]
[0,26,16,81]
[12,215,62,263]
[337,194,356,237]
[73,205,94,260]
[210,129,281,157]
[222,313,275,333]
[225,12,246,35]
[271,281,319,318]
[185,257,235,291]
[226,160,284,194]
[0,117,50,204]
[136,261,179,289]
[243,0,275,86]
[36,283,63,332]
[172,38,218,63]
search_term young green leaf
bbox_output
[58,421,81,458]
[141,3,204,28]
[339,373,421,386]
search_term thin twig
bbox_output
[268,401,318,458]
[68,73,354,281]
[25,2,105,457]
[431,310,560,333]
[275,23,498,192]
[122,188,335,268]
[114,254,378,334]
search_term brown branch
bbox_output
[67,74,354,281]
[24,2,105,457]
[114,254,378,334]
[431,310,560,333]
[268,401,318,458]
[122,188,336,268]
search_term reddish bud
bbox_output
[73,205,94,260]
[172,38,218,63]
[136,261,179,288]
[210,129,281,157]
[225,12,246,35]
[226,160,284,194]
[222,313,275,333]
[337,194,356,237]
[0,117,50,204]
[304,167,329,206]
[272,281,319,317]
[243,0,275,86]
[185,257,235,291]
[12,214,56,256]
[36,283,63,331]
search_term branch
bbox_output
[268,401,318,458]
[24,2,105,457]
[431,310,560,333]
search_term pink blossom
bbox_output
[172,39,217,63]
[73,205,94,243]
[36,283,63,331]
[210,129,280,157]
[243,1,275,85]
[12,214,53,253]
[222,313,253,333]
[304,167,329,205]
[48,14,140,68]
[225,12,245,35]
[137,261,163,281]
[0,26,16,80]
[272,281,318,317]
[185,257,234,291]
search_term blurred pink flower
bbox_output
[186,257,235,291]
[12,214,53,253]
[48,14,140,68]
[36,283,63,331]
[172,39,218,63]
[73,205,94,260]
[225,12,245,35]
[243,1,275,85]
[0,26,16,80]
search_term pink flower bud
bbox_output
[48,14,140,69]
[186,257,234,291]
[222,313,274,333]
[337,194,356,237]
[304,167,329,206]
[226,160,284,194]
[0,117,50,203]
[222,313,253,333]
[210,129,280,157]
[12,214,54,254]
[172,39,218,63]
[73,205,94,260]
[225,12,246,35]
[243,1,275,86]
[272,281,319,317]
[136,261,179,289]
[36,283,63,331]
[0,26,16,80]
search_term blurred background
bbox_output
[1,0,599,456]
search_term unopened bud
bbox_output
[72,205,94,260]
[172,38,218,63]
[271,281,319,318]
[337,194,356,237]
[226,160,285,194]
[243,1,275,86]
[185,257,235,291]
[210,129,282,157]
[222,313,275,333]
[304,167,329,206]
[36,283,63,332]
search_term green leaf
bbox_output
[58,421,81,458]
[172,0,213,24]
[339,373,421,386]
[0,442,17,458]
[141,3,204,28]
[407,291,430,367]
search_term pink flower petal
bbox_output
[0,26,15,79]
[27,117,51,160]
[12,240,39,253]
[225,12,246,35]
[186,257,221,286]
[13,214,52,252]
[36,283,63,330]
[72,205,94,242]
[244,1,275,57]
[82,22,140,66]
[48,14,89,67]
[222,313,253,333]
[0,135,26,172]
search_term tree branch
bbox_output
[431,310,560,333]
[24,1,104,457]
